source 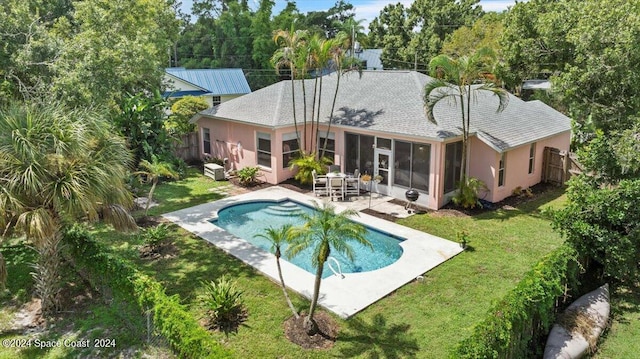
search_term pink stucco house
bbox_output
[191,70,570,210]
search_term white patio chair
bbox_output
[345,169,360,197]
[312,169,328,196]
[329,176,345,201]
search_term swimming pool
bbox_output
[211,200,405,278]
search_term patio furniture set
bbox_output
[312,168,361,201]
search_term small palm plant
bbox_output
[136,157,179,215]
[289,153,332,185]
[254,224,299,319]
[199,275,247,332]
[287,202,371,335]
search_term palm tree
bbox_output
[0,102,137,314]
[337,18,367,53]
[306,33,333,152]
[135,157,179,216]
[286,202,371,334]
[424,48,509,185]
[272,25,308,152]
[321,31,361,158]
[254,224,299,319]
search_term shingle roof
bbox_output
[353,49,383,70]
[165,68,251,96]
[197,70,570,151]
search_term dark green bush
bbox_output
[453,176,489,209]
[139,224,170,248]
[237,166,260,186]
[452,244,581,358]
[199,275,247,331]
[65,225,231,359]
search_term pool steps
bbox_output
[263,202,305,217]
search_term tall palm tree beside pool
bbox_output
[287,202,371,334]
[254,224,299,319]
[0,102,137,314]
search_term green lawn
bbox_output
[90,169,569,358]
[0,239,173,359]
[3,169,638,358]
[593,283,640,358]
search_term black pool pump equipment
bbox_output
[405,189,419,213]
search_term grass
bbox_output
[88,171,569,358]
[593,283,640,358]
[0,239,173,358]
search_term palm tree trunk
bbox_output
[0,251,7,290]
[459,91,467,184]
[145,178,158,216]
[302,76,308,152]
[305,263,324,335]
[276,257,299,319]
[322,67,341,156]
[314,76,323,154]
[33,232,62,315]
[311,76,319,152]
[291,71,302,152]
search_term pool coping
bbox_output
[162,186,463,318]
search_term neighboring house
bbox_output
[351,44,383,70]
[191,70,570,210]
[163,67,251,107]
[521,79,552,101]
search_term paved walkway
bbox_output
[163,186,462,318]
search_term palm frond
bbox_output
[424,80,459,124]
[16,208,57,243]
[101,204,137,233]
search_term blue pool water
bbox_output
[211,200,405,278]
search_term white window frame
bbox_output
[256,132,272,168]
[528,143,536,174]
[318,132,335,161]
[202,128,211,155]
[282,132,300,169]
[212,96,221,106]
[498,152,506,187]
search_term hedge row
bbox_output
[452,244,581,358]
[65,225,231,359]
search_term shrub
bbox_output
[456,230,469,249]
[236,166,260,186]
[199,275,247,332]
[452,177,489,209]
[289,153,332,185]
[452,245,581,358]
[65,225,231,358]
[139,224,170,248]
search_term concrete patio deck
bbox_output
[162,186,463,318]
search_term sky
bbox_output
[180,1,523,27]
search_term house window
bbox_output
[212,96,221,106]
[318,132,335,162]
[498,153,506,187]
[444,141,463,193]
[257,132,271,168]
[376,137,392,150]
[393,140,431,193]
[203,128,211,154]
[282,132,300,168]
[528,143,536,174]
[345,133,374,175]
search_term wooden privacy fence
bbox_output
[173,132,200,161]
[542,146,584,185]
